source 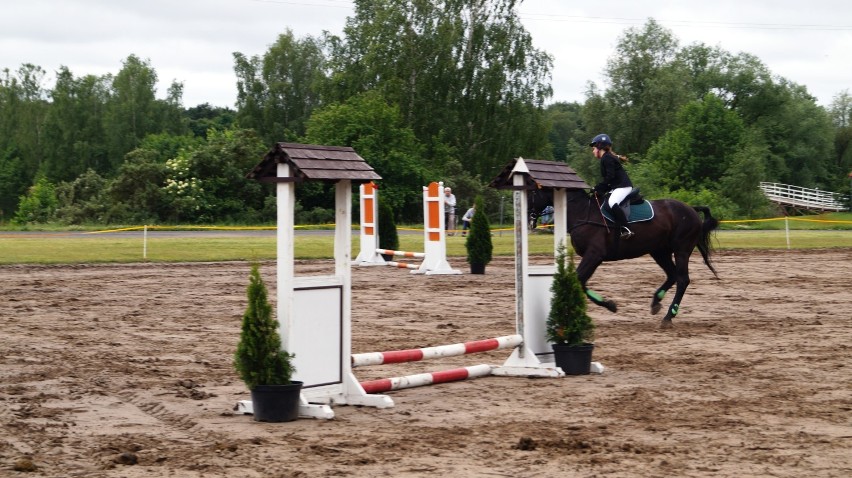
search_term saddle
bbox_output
[601,188,654,223]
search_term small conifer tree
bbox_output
[546,241,595,345]
[465,196,492,265]
[377,200,399,252]
[234,263,294,389]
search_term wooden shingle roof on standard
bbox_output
[489,157,590,190]
[247,142,382,183]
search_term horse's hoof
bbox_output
[659,319,674,329]
[604,300,618,313]
[650,302,662,315]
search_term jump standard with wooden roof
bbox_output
[488,157,603,375]
[240,142,391,420]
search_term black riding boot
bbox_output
[611,205,635,239]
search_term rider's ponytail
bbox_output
[601,144,628,163]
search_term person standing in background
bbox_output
[443,187,457,235]
[461,204,475,236]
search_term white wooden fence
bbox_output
[759,182,848,212]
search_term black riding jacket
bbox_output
[595,151,632,192]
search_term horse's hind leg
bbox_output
[660,250,692,328]
[650,251,677,315]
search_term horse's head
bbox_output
[527,188,554,217]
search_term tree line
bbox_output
[2,1,850,227]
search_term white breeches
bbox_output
[608,187,632,208]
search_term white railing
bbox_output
[759,182,847,211]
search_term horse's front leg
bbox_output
[577,255,617,312]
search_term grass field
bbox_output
[1,228,851,264]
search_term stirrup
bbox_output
[620,227,635,239]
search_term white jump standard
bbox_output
[241,143,393,419]
[489,157,605,376]
[355,181,460,275]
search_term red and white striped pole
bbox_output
[384,261,420,270]
[360,364,494,394]
[352,335,522,367]
[375,249,426,259]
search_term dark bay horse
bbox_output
[531,188,719,328]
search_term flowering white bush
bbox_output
[163,154,207,218]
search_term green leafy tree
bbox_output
[325,0,553,178]
[544,102,585,163]
[593,19,691,155]
[642,94,745,192]
[304,91,428,219]
[54,169,109,224]
[0,64,49,184]
[830,90,852,193]
[465,196,492,266]
[161,128,268,223]
[234,30,326,144]
[103,55,164,169]
[719,135,773,217]
[546,243,594,346]
[105,149,169,223]
[0,149,27,220]
[234,263,295,389]
[13,176,58,224]
[185,103,236,138]
[42,67,111,181]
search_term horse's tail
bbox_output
[693,206,719,279]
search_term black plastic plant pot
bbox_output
[552,343,594,375]
[250,381,303,422]
[470,263,486,274]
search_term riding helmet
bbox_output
[589,133,612,148]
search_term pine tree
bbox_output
[377,200,399,252]
[546,242,595,345]
[465,196,492,265]
[234,263,294,389]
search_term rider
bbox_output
[590,133,635,239]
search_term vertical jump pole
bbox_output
[416,181,460,275]
[354,182,385,265]
[514,175,527,357]
[492,158,563,378]
[276,162,295,354]
[334,181,395,407]
[553,188,568,259]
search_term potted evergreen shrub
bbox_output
[377,200,399,261]
[234,263,302,422]
[546,241,596,375]
[464,196,492,274]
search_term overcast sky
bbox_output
[2,0,850,109]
